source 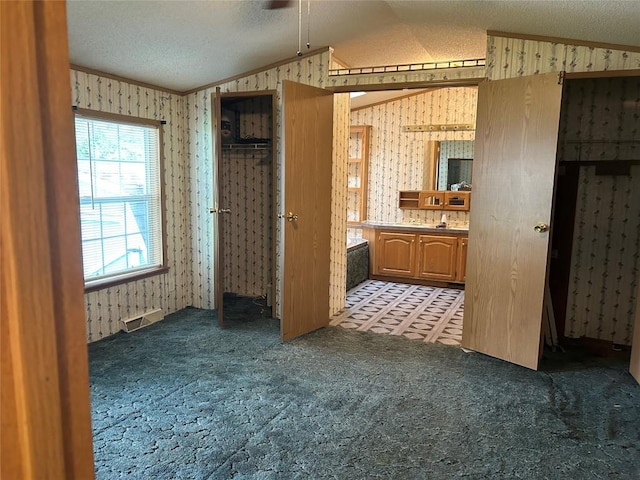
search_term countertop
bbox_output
[361,220,469,234]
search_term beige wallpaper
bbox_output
[486,35,640,80]
[70,70,191,342]
[331,93,350,314]
[350,88,477,228]
[488,35,640,345]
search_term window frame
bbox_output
[74,108,168,292]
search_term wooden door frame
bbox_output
[1,1,94,477]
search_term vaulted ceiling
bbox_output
[66,0,640,92]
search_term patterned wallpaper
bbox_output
[565,166,640,345]
[489,35,640,345]
[70,70,191,342]
[486,35,640,80]
[331,93,350,315]
[185,49,350,318]
[558,77,640,345]
[350,88,477,228]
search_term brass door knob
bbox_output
[285,212,298,222]
[278,212,299,222]
[534,223,549,233]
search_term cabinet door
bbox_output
[418,191,444,209]
[416,235,458,280]
[457,237,468,282]
[444,191,470,211]
[376,232,416,277]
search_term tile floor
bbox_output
[331,280,464,345]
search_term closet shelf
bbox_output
[222,143,271,150]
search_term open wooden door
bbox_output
[1,1,94,477]
[462,73,563,370]
[281,80,333,341]
[212,87,225,325]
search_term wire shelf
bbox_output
[329,58,486,77]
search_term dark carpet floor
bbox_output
[89,299,640,479]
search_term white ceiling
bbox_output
[66,0,640,92]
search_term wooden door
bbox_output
[377,232,417,277]
[212,88,225,325]
[456,237,468,283]
[462,73,563,370]
[416,235,458,281]
[1,1,94,477]
[281,80,333,341]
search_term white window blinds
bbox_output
[74,114,163,285]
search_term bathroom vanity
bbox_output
[362,222,468,285]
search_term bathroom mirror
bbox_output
[422,140,474,190]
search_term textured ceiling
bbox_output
[66,0,640,92]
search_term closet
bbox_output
[212,91,276,324]
[211,82,334,339]
[549,75,640,353]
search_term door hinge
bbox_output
[558,71,565,85]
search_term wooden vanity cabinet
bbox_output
[365,226,468,284]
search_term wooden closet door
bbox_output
[462,73,563,370]
[281,80,333,341]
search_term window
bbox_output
[74,111,165,289]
